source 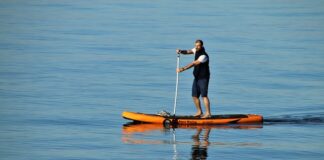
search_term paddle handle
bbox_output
[173,54,180,115]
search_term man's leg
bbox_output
[199,78,211,118]
[192,96,203,116]
[192,79,202,116]
[201,96,211,118]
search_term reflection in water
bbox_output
[191,128,210,160]
[122,123,263,159]
[123,123,263,135]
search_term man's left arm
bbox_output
[177,55,207,73]
[177,60,201,73]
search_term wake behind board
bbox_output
[122,111,263,125]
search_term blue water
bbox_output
[1,0,324,159]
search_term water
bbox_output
[1,0,324,159]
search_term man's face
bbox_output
[195,42,203,51]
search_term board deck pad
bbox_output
[141,113,249,119]
[122,111,263,125]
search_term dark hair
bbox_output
[195,39,204,46]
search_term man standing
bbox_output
[176,39,211,118]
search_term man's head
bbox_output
[195,39,204,51]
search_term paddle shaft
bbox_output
[173,54,180,115]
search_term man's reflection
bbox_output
[191,128,211,160]
[122,123,263,159]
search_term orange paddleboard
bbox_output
[122,111,263,125]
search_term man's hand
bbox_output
[176,68,184,73]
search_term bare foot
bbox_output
[201,114,211,119]
[193,112,203,117]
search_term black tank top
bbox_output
[193,48,210,79]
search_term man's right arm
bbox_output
[176,49,194,55]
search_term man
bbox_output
[176,39,211,118]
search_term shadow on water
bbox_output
[122,123,263,159]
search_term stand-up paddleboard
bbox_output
[122,111,263,125]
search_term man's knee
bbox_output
[192,96,199,100]
[202,96,209,100]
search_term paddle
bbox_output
[173,53,180,116]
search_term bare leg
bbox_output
[192,96,203,116]
[202,128,211,147]
[201,97,211,118]
[192,128,202,139]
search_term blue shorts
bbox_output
[192,78,209,97]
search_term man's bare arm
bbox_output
[177,60,201,73]
[176,49,194,55]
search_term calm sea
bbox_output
[1,0,324,159]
